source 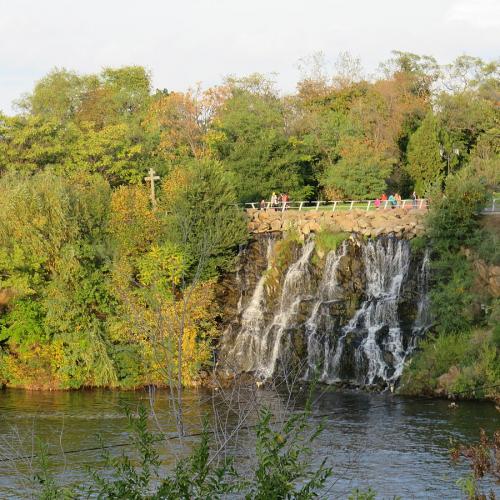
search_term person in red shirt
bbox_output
[381,193,388,201]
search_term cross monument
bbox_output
[144,168,160,209]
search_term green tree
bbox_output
[0,114,72,174]
[0,171,117,389]
[15,68,89,122]
[406,112,444,194]
[160,157,248,280]
[76,66,151,128]
[321,139,393,199]
[211,77,314,202]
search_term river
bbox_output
[0,387,498,499]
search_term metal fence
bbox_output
[243,197,500,214]
[481,198,500,215]
[244,199,429,212]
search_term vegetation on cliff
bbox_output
[400,168,499,400]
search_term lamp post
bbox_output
[439,145,460,177]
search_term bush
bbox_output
[404,166,500,400]
[35,404,333,499]
[400,327,499,399]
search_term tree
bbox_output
[160,158,248,280]
[0,171,116,389]
[15,68,88,122]
[211,77,314,201]
[379,51,440,98]
[406,112,444,194]
[321,138,393,199]
[0,114,72,174]
[146,86,229,163]
[76,66,151,128]
[65,122,145,185]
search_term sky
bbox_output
[1,0,499,114]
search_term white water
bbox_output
[339,238,410,385]
[225,238,274,372]
[255,240,315,379]
[412,248,431,334]
[304,241,347,381]
[224,236,431,388]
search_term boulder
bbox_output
[309,221,321,233]
[357,217,370,229]
[270,219,282,231]
[305,211,319,220]
[489,276,500,296]
[257,210,271,221]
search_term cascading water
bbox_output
[412,248,431,335]
[254,240,315,379]
[224,237,275,372]
[337,237,411,386]
[224,240,315,378]
[304,241,347,381]
[220,234,431,389]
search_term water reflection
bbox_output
[0,387,498,498]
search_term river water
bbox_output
[0,387,498,499]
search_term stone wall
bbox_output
[247,208,427,239]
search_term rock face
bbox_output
[246,208,427,239]
[217,233,431,390]
[468,254,500,297]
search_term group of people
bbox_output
[374,192,418,209]
[260,192,289,210]
[258,191,420,210]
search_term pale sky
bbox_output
[1,0,499,114]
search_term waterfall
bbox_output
[412,248,431,335]
[221,234,430,389]
[304,241,347,381]
[307,237,411,386]
[253,240,315,379]
[224,238,274,372]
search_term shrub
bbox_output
[400,327,499,400]
[35,404,333,499]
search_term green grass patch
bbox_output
[312,230,349,267]
[409,235,428,252]
[315,230,349,254]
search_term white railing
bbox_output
[244,199,429,212]
[481,198,500,214]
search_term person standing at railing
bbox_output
[395,193,402,207]
[412,191,417,209]
[374,197,381,209]
[259,199,266,210]
[388,194,397,209]
[271,192,277,208]
[282,192,289,210]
